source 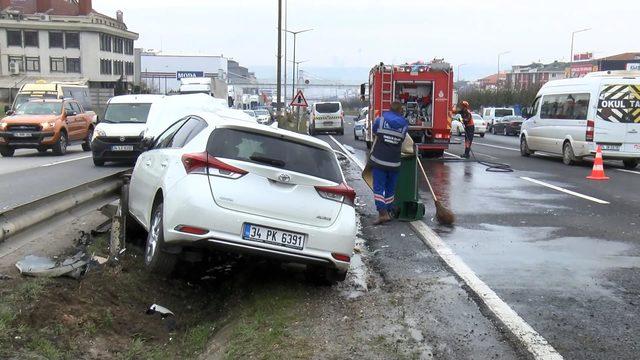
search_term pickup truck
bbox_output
[0,99,96,157]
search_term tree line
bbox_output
[458,85,542,110]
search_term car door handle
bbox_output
[160,161,168,168]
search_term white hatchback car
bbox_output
[127,112,357,282]
[450,114,486,137]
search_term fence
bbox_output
[89,88,114,119]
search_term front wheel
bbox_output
[623,159,639,169]
[0,146,15,157]
[82,127,93,151]
[52,132,68,156]
[144,203,177,275]
[93,157,105,167]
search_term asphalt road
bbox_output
[323,117,640,360]
[0,145,129,211]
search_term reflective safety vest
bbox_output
[369,116,408,171]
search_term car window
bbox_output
[315,103,340,113]
[484,109,491,117]
[169,117,207,148]
[495,109,513,117]
[15,102,61,115]
[154,118,188,149]
[71,102,81,113]
[64,102,74,113]
[104,103,152,124]
[541,94,590,120]
[207,128,343,183]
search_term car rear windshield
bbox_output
[254,110,269,116]
[103,103,152,124]
[207,128,342,183]
[315,103,340,113]
[15,102,61,115]
[495,109,514,117]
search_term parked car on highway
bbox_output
[253,109,271,124]
[354,118,366,140]
[491,115,523,136]
[482,107,515,130]
[355,106,368,121]
[0,99,95,157]
[309,101,344,135]
[520,71,640,168]
[127,111,357,282]
[450,113,486,137]
[243,110,256,118]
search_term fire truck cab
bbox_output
[363,60,454,157]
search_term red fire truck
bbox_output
[363,60,454,157]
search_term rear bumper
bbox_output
[162,176,356,272]
[91,137,143,162]
[0,131,56,147]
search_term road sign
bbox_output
[290,90,308,107]
[176,71,204,80]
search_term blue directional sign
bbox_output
[176,71,204,80]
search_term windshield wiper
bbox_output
[250,155,285,168]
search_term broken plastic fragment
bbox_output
[146,304,177,332]
[15,252,89,278]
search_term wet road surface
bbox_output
[323,117,640,360]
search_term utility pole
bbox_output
[276,0,282,115]
[457,63,467,82]
[570,28,591,77]
[497,51,510,88]
[284,28,313,100]
[283,0,287,100]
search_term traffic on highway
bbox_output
[1,1,639,359]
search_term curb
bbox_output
[0,171,126,244]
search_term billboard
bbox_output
[176,71,204,80]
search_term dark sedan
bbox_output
[491,115,524,136]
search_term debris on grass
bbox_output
[15,252,89,279]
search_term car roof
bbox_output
[108,94,166,104]
[192,111,333,151]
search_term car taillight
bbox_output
[586,120,594,142]
[315,182,356,206]
[332,252,351,263]
[435,133,444,139]
[181,152,248,179]
[174,225,208,235]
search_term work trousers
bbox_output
[372,167,400,211]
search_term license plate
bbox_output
[600,144,620,151]
[112,145,134,151]
[242,224,306,250]
[14,132,32,138]
[323,121,333,126]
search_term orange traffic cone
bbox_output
[587,145,609,180]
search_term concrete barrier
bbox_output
[0,171,126,244]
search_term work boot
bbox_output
[373,210,390,225]
[463,149,470,159]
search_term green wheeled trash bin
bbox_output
[391,153,425,221]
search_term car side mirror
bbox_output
[5,110,14,116]
[141,137,154,151]
[65,110,76,116]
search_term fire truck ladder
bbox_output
[380,65,394,112]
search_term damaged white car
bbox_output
[127,111,357,282]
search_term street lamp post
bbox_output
[570,28,591,64]
[497,51,510,88]
[288,59,307,132]
[276,0,282,115]
[284,28,313,101]
[457,63,467,82]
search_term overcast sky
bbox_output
[94,0,637,81]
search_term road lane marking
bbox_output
[474,142,520,152]
[332,136,562,359]
[328,135,366,170]
[617,168,640,175]
[444,151,462,159]
[520,176,609,204]
[410,221,563,360]
[41,155,92,167]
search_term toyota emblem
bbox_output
[120,136,125,142]
[278,173,291,183]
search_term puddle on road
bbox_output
[441,223,640,297]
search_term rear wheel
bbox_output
[82,127,93,151]
[0,146,15,157]
[353,130,358,140]
[520,136,532,157]
[144,203,177,275]
[562,141,578,166]
[37,147,47,154]
[623,159,639,169]
[52,132,68,156]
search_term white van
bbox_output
[309,101,344,135]
[482,107,515,129]
[520,71,640,169]
[91,94,243,166]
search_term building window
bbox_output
[100,33,112,52]
[25,57,40,72]
[50,57,65,72]
[49,31,63,48]
[113,37,124,54]
[100,59,112,75]
[24,30,39,47]
[66,58,81,73]
[124,39,134,55]
[65,32,80,48]
[7,30,22,46]
[8,56,24,72]
[113,60,123,75]
[125,61,134,75]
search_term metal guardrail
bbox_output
[0,170,128,244]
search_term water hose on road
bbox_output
[422,148,514,173]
